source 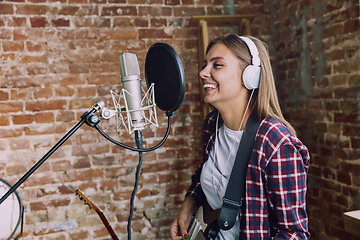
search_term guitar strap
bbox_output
[217,110,262,232]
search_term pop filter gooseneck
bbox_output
[145,42,185,114]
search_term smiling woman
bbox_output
[199,42,247,131]
[170,33,310,240]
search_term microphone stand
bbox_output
[0,105,101,205]
[127,130,143,240]
[0,104,172,206]
[0,101,173,240]
[93,112,173,240]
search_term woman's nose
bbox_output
[199,66,210,79]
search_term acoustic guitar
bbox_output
[74,189,119,240]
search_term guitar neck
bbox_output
[94,208,119,240]
[75,189,119,240]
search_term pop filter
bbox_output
[145,43,185,114]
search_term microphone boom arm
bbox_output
[0,100,172,205]
[0,105,102,205]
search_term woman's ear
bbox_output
[240,75,246,87]
[241,79,245,87]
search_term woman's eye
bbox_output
[213,63,223,68]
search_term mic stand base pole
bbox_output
[127,130,143,240]
[0,106,100,205]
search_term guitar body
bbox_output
[188,206,208,240]
[187,201,221,240]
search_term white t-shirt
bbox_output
[200,124,243,239]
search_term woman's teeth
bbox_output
[203,83,217,90]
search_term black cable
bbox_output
[94,115,172,238]
[127,130,143,240]
[94,115,172,152]
[94,113,173,239]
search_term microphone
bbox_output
[97,52,158,134]
[119,53,146,131]
[97,42,185,134]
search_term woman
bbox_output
[170,34,310,239]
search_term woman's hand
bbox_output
[170,196,198,240]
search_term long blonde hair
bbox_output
[206,33,296,135]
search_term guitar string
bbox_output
[189,211,208,240]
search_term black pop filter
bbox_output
[145,43,185,114]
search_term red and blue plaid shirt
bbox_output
[186,110,310,239]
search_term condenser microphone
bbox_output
[119,53,146,130]
[97,42,184,134]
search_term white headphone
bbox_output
[238,36,261,90]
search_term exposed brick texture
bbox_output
[271,0,360,239]
[0,0,358,240]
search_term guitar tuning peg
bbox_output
[89,207,93,210]
[79,196,83,200]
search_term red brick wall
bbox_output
[271,0,360,239]
[0,0,358,240]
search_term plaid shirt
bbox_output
[187,110,310,239]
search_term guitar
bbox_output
[74,188,119,240]
[187,201,221,240]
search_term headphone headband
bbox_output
[238,36,260,66]
[238,36,261,90]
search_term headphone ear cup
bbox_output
[242,65,261,90]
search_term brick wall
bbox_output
[0,0,358,240]
[0,1,268,240]
[271,0,360,239]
